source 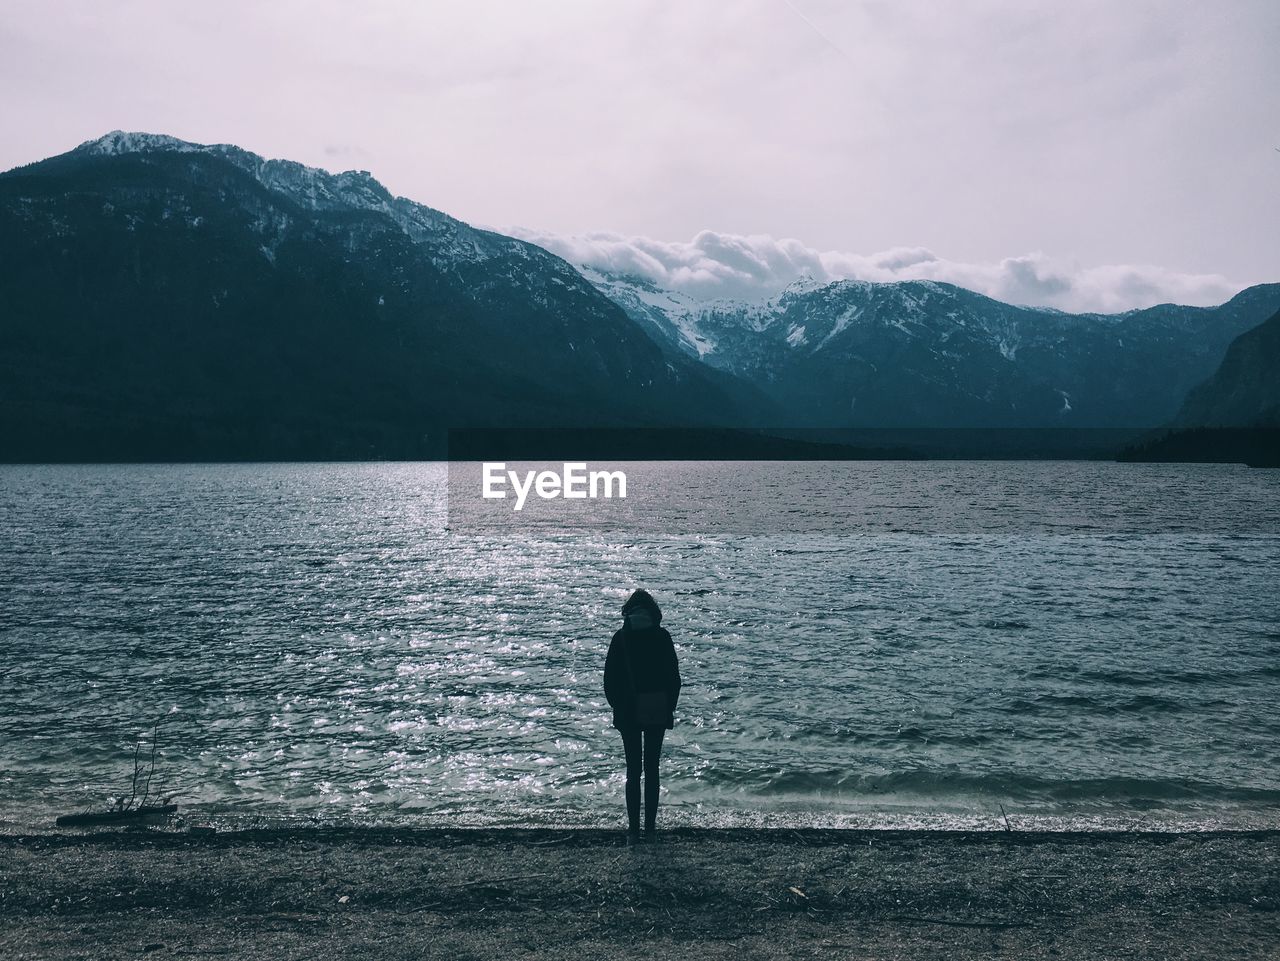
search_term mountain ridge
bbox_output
[584,267,1280,427]
[1177,308,1280,427]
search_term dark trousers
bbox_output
[620,726,665,833]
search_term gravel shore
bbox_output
[2,827,1277,960]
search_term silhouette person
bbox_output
[604,589,681,842]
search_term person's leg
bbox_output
[620,727,642,836]
[642,727,665,833]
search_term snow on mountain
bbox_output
[577,267,832,361]
[582,268,1280,427]
[73,132,588,282]
[79,131,204,156]
[577,265,719,357]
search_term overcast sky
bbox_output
[2,0,1276,310]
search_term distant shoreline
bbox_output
[1116,426,1280,468]
[2,426,1274,464]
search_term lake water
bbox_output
[2,461,1279,832]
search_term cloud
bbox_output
[322,143,368,159]
[512,228,1246,314]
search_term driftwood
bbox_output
[56,804,178,827]
[56,721,177,828]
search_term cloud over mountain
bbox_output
[513,228,1245,313]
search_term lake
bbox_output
[2,461,1278,831]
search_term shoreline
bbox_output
[9,800,1280,837]
[11,813,1280,840]
[4,826,1277,959]
[10,823,1280,842]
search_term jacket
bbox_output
[604,608,681,730]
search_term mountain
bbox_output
[4,131,1276,460]
[586,269,1280,428]
[0,132,762,460]
[1177,309,1280,427]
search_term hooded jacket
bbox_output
[603,591,682,730]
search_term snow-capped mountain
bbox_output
[584,269,1280,427]
[0,132,763,459]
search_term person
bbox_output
[604,589,681,843]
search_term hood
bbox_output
[622,589,662,628]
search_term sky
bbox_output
[2,0,1277,311]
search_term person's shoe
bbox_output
[625,830,641,846]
